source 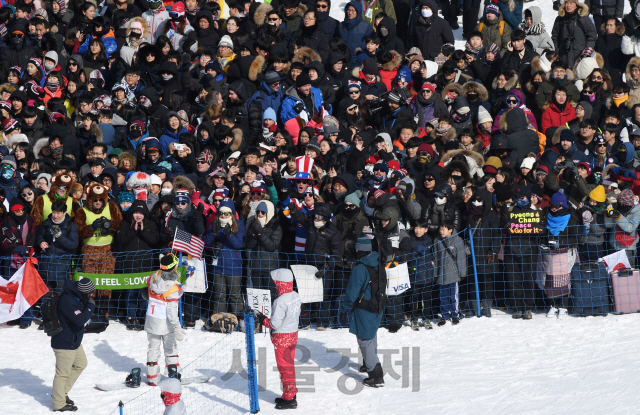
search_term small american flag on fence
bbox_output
[173,228,205,259]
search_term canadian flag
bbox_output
[0,257,49,324]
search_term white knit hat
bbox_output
[218,35,233,49]
[521,157,536,170]
[478,106,493,124]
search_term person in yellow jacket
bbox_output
[32,172,79,227]
[74,183,123,315]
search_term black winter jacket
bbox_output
[411,0,455,61]
[289,202,343,265]
[37,215,79,256]
[51,280,95,350]
[245,215,283,274]
[551,3,598,67]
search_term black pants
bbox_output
[383,294,405,326]
[505,254,536,311]
[439,0,460,27]
[410,284,435,320]
[462,0,483,38]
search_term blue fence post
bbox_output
[118,400,124,415]
[244,313,260,414]
[178,252,184,327]
[469,228,481,317]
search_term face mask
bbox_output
[581,93,596,102]
[467,92,479,101]
[122,205,130,212]
[314,219,326,228]
[422,9,432,18]
[379,28,389,37]
[12,36,23,46]
[130,129,142,139]
[133,188,147,200]
[532,81,542,89]
[139,95,152,109]
[418,154,431,164]
[161,188,172,196]
[51,145,64,159]
[435,196,446,205]
[364,165,373,174]
[258,216,267,226]
[219,216,232,225]
[516,199,528,207]
[130,32,142,39]
[44,62,55,71]
[162,74,173,81]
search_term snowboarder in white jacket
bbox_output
[143,254,184,386]
[159,377,186,415]
[256,269,302,410]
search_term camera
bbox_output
[174,143,185,151]
[96,216,113,230]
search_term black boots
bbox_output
[275,397,297,409]
[54,404,77,412]
[167,364,182,380]
[125,368,141,388]
[363,363,384,388]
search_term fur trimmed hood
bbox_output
[379,50,402,71]
[172,175,195,194]
[33,137,49,159]
[461,81,489,101]
[542,100,577,111]
[442,82,462,98]
[293,47,322,64]
[254,2,274,27]
[558,0,590,18]
[441,148,485,168]
[551,125,569,145]
[7,133,29,148]
[125,17,151,43]
[600,21,625,36]
[90,122,104,143]
[438,128,458,144]
[351,66,382,81]
[118,152,137,170]
[603,163,619,178]
[248,55,265,81]
[626,57,640,87]
[606,94,639,109]
[492,73,519,91]
[230,128,244,151]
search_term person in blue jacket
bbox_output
[280,72,330,124]
[338,235,385,387]
[339,1,374,65]
[50,278,95,412]
[77,16,118,58]
[158,112,189,156]
[496,0,523,31]
[203,198,246,320]
[138,138,186,177]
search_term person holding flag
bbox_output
[141,253,185,387]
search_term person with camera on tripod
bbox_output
[382,88,414,129]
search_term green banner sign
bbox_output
[73,267,186,290]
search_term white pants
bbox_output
[147,332,179,383]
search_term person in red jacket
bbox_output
[541,86,576,134]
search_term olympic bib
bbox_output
[147,297,168,319]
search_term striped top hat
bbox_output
[293,155,316,181]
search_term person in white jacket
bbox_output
[256,269,301,410]
[159,378,186,415]
[143,254,184,386]
[519,7,554,55]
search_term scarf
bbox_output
[464,42,483,56]
[436,126,450,137]
[547,212,571,236]
[520,22,545,36]
[51,145,64,159]
[342,13,362,31]
[613,95,629,107]
[451,111,470,124]
[186,5,200,16]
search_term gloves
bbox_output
[252,221,262,235]
[174,325,184,341]
[610,166,622,177]
[91,218,103,231]
[193,203,204,219]
[86,297,95,306]
[339,312,348,325]
[224,223,232,237]
[624,169,637,180]
[322,102,331,111]
[552,161,568,175]
[255,311,267,326]
[315,263,330,279]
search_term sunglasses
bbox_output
[257,210,267,216]
[596,143,607,147]
[197,160,209,164]
[268,17,278,21]
[69,62,78,67]
[344,204,357,209]
[214,198,223,203]
[296,180,311,185]
[176,202,188,207]
[304,192,314,197]
[550,204,563,210]
[373,168,386,172]
[219,211,232,217]
[348,90,360,95]
[592,75,603,80]
[251,191,263,196]
[421,89,432,94]
[507,99,518,104]
[418,152,430,156]
[583,90,594,94]
[316,4,328,8]
[21,191,33,197]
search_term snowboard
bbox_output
[96,374,210,391]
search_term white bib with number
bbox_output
[147,297,167,319]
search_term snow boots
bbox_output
[125,368,141,388]
[167,364,182,380]
[54,404,77,412]
[275,397,297,409]
[363,363,384,388]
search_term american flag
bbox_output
[173,229,205,259]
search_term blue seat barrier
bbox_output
[16,222,640,327]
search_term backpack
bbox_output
[244,90,267,115]
[478,21,505,36]
[355,263,388,314]
[41,294,66,337]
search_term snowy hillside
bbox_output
[3,311,640,414]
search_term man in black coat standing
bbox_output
[0,19,39,80]
[51,278,96,412]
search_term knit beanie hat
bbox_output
[218,35,233,49]
[589,185,606,203]
[345,192,361,207]
[618,189,636,206]
[118,191,134,204]
[485,4,500,17]
[521,157,536,170]
[355,231,372,252]
[77,278,96,294]
[478,106,493,124]
[361,58,379,75]
[485,156,503,169]
[551,191,569,208]
[174,188,190,205]
[296,72,312,87]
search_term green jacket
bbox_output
[361,0,397,27]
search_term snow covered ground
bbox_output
[3,310,640,414]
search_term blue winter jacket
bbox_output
[280,86,328,124]
[203,198,246,276]
[338,1,374,64]
[497,0,523,31]
[51,280,95,350]
[159,126,189,155]
[339,251,384,340]
[77,31,118,58]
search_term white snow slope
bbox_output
[2,310,640,415]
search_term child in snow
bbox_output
[434,221,467,326]
[143,254,184,386]
[159,377,186,415]
[256,269,302,410]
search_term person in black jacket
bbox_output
[289,10,330,62]
[595,18,629,83]
[422,183,461,238]
[551,0,598,68]
[114,200,160,329]
[50,278,96,412]
[37,200,79,295]
[411,0,455,61]
[288,202,343,328]
[585,0,624,32]
[245,200,282,299]
[0,19,39,80]
[500,30,539,86]
[377,16,405,55]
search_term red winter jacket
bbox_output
[541,102,576,134]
